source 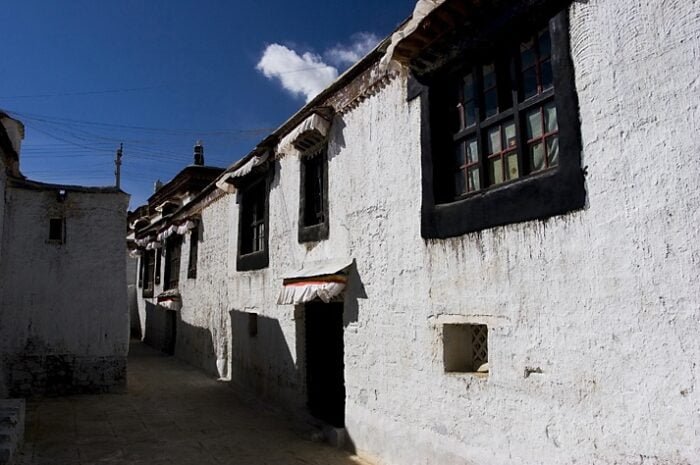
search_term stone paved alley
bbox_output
[15,342,372,465]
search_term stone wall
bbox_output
[0,187,130,396]
[133,1,700,464]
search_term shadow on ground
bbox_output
[15,341,371,465]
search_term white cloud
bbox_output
[325,32,381,67]
[256,44,338,103]
[256,32,381,102]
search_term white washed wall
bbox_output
[0,187,130,394]
[176,196,233,376]
[342,2,700,464]
[136,1,700,463]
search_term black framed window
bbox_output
[237,175,270,271]
[187,225,199,279]
[163,235,182,290]
[48,218,65,243]
[142,250,155,298]
[421,11,585,238]
[447,27,558,197]
[155,249,162,285]
[299,147,329,243]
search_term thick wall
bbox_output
[341,2,700,464]
[135,196,234,379]
[0,187,130,396]
[133,1,700,464]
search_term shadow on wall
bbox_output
[140,264,369,454]
[228,310,299,401]
[128,285,141,339]
[142,301,221,378]
[343,262,367,328]
[143,301,177,355]
[174,317,221,378]
[228,307,359,454]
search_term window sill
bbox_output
[237,249,269,272]
[422,165,585,238]
[445,371,488,380]
[298,221,329,243]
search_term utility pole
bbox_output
[115,143,123,189]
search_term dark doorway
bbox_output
[305,302,345,427]
[164,310,177,355]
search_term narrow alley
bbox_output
[15,343,372,465]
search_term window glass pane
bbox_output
[522,68,538,100]
[504,121,517,150]
[454,171,466,196]
[526,108,543,139]
[483,63,498,117]
[487,127,501,154]
[488,158,504,185]
[538,28,552,57]
[464,100,476,128]
[466,138,478,164]
[483,63,496,88]
[484,89,498,118]
[530,142,546,171]
[520,40,536,69]
[467,167,481,192]
[541,59,553,90]
[544,101,558,132]
[464,73,474,98]
[461,73,476,128]
[547,135,559,167]
[454,142,466,166]
[506,151,519,180]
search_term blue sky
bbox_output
[1,0,415,208]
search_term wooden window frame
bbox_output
[187,224,199,280]
[155,249,162,285]
[236,174,270,272]
[142,250,156,298]
[420,11,585,238]
[298,146,329,243]
[163,235,182,291]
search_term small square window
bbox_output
[443,324,488,374]
[48,218,65,243]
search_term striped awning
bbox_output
[277,258,353,305]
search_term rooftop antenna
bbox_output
[115,143,123,189]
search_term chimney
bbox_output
[154,179,163,192]
[194,140,204,166]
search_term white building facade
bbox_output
[0,113,130,397]
[132,1,700,464]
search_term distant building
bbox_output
[127,143,224,358]
[0,112,129,397]
[129,1,700,464]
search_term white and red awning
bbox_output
[277,258,353,305]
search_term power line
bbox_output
[0,85,167,99]
[5,108,276,136]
